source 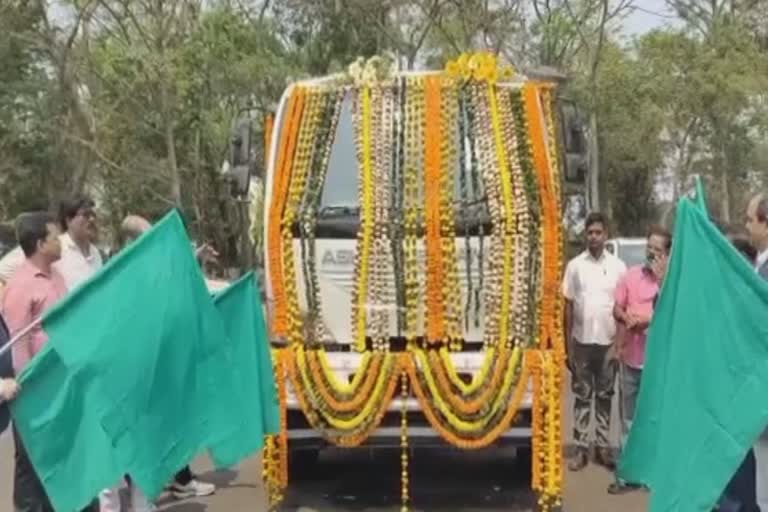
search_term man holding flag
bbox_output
[2,211,66,512]
[618,181,768,511]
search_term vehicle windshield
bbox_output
[321,94,358,210]
[320,93,486,220]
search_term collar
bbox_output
[584,250,607,263]
[19,259,52,279]
[61,233,94,257]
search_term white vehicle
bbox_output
[246,67,591,468]
[606,238,647,268]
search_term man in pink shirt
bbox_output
[607,224,671,494]
[2,211,67,512]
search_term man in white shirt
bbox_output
[54,197,103,290]
[562,212,626,472]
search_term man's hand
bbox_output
[0,378,20,402]
[624,311,640,329]
[195,243,220,263]
[652,253,669,282]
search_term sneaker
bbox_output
[171,479,216,499]
[568,450,589,472]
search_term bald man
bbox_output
[120,215,152,245]
[114,214,217,502]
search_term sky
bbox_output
[623,0,682,36]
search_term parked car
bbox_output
[606,237,647,268]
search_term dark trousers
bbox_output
[570,341,617,450]
[175,466,193,485]
[13,428,53,512]
[720,449,761,512]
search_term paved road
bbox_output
[0,434,646,512]
[0,373,648,512]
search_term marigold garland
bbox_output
[351,86,376,352]
[437,346,496,395]
[404,353,530,449]
[268,90,305,337]
[411,348,521,433]
[541,87,566,360]
[529,350,563,510]
[305,347,384,412]
[400,371,410,512]
[469,83,503,348]
[315,348,375,394]
[439,82,463,349]
[424,76,447,344]
[523,84,560,351]
[423,348,511,415]
[284,347,402,447]
[299,90,344,344]
[264,54,568,508]
[403,78,424,347]
[487,83,516,349]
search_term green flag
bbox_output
[209,272,279,468]
[694,175,708,212]
[12,210,243,510]
[618,199,768,511]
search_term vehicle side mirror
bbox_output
[222,118,263,198]
[559,102,588,184]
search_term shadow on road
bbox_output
[280,447,536,512]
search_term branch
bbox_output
[61,132,172,185]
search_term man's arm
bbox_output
[2,285,34,373]
[613,273,632,355]
[564,298,573,359]
[561,262,576,365]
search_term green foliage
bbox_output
[1,0,767,262]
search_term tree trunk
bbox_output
[588,111,600,212]
[160,80,182,207]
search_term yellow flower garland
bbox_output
[352,86,376,352]
[264,55,567,507]
[487,83,516,348]
[412,347,520,432]
[437,346,496,395]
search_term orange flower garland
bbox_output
[268,90,305,337]
[264,57,569,508]
[523,84,559,350]
[424,76,447,344]
[540,86,566,359]
[304,348,385,412]
[286,351,404,448]
[404,353,530,449]
[425,348,508,414]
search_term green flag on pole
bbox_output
[694,174,708,212]
[618,198,768,511]
[209,272,279,468]
[11,210,244,510]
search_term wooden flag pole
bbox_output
[0,317,42,359]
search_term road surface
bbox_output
[0,374,648,512]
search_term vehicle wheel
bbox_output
[515,445,533,473]
[289,448,320,479]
